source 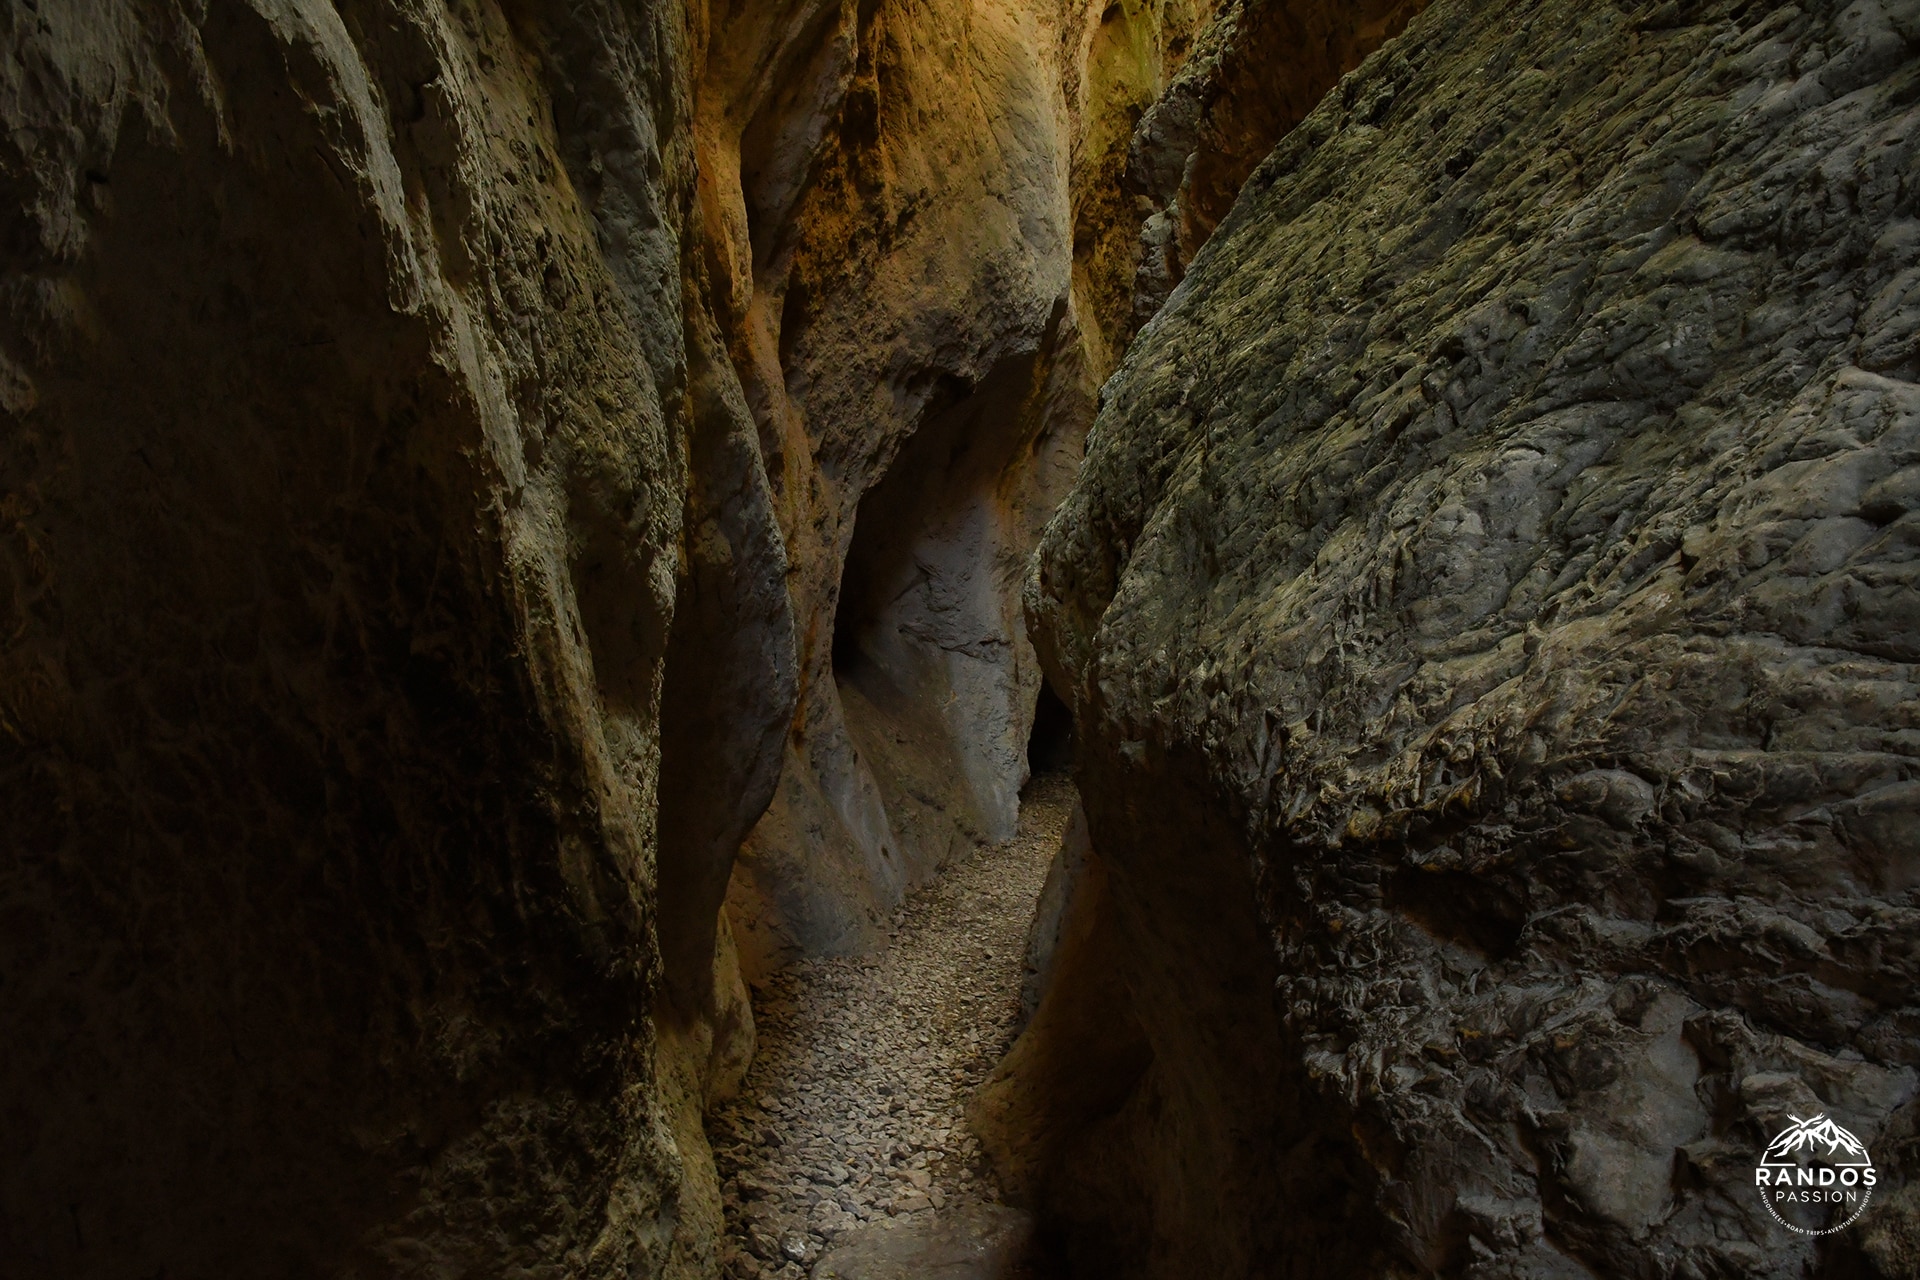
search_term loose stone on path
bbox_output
[708,774,1075,1280]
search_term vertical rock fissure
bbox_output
[709,0,1440,985]
[697,2,1453,1277]
[1025,682,1075,779]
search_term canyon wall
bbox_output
[986,0,1920,1275]
[0,0,1435,1268]
[0,0,784,1273]
[19,0,1910,1273]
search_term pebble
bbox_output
[709,775,1074,1280]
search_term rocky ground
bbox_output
[708,774,1074,1278]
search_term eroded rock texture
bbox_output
[703,0,1207,970]
[1124,0,1428,333]
[0,0,774,1274]
[703,0,1443,982]
[990,0,1920,1275]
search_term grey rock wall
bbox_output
[989,0,1920,1274]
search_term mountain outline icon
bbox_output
[1760,1114,1873,1167]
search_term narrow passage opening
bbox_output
[1025,680,1074,779]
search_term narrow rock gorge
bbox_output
[2,0,1915,1278]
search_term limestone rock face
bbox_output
[702,0,1431,978]
[0,0,747,1274]
[994,0,1920,1274]
[704,0,1219,971]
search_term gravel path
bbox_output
[709,774,1075,1279]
